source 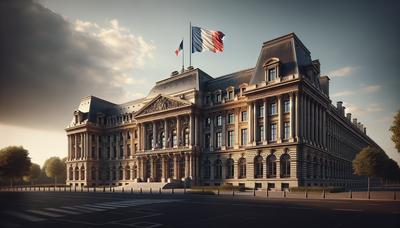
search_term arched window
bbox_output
[306,154,312,178]
[254,155,263,178]
[179,157,185,179]
[167,157,174,178]
[172,130,177,147]
[69,167,73,180]
[267,155,276,178]
[91,167,96,181]
[159,131,165,148]
[280,154,291,178]
[184,128,190,146]
[313,157,318,179]
[133,165,137,179]
[118,166,123,180]
[238,158,246,179]
[214,159,222,179]
[125,165,130,180]
[225,158,234,179]
[203,160,211,179]
[80,166,85,180]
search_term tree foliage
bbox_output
[0,146,31,185]
[43,157,65,180]
[389,110,400,153]
[23,163,41,183]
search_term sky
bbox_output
[0,0,399,166]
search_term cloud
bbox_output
[327,66,358,78]
[361,84,381,93]
[332,90,355,97]
[0,0,155,130]
[346,103,383,116]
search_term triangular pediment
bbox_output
[134,94,192,117]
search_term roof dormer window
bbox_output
[263,57,280,83]
[216,93,222,103]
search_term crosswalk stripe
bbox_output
[45,208,81,215]
[61,206,91,213]
[26,209,63,218]
[4,211,46,222]
[85,205,116,209]
[74,205,105,212]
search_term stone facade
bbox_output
[65,33,381,190]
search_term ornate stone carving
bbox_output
[142,96,187,115]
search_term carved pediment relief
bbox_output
[135,95,191,117]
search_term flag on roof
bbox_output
[192,26,225,53]
[175,40,183,56]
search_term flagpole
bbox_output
[182,38,184,72]
[189,21,192,67]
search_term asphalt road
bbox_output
[0,192,399,228]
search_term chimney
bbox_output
[352,118,358,125]
[337,101,343,115]
[342,106,346,117]
[319,76,330,96]
[364,127,367,134]
[346,113,352,121]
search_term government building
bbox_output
[65,33,381,190]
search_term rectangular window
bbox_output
[216,132,222,148]
[217,115,222,126]
[134,143,138,152]
[268,68,276,81]
[241,129,247,145]
[270,123,277,141]
[127,131,131,140]
[216,93,221,103]
[284,122,290,139]
[241,111,247,122]
[205,133,211,149]
[228,91,233,100]
[259,105,264,117]
[228,113,234,124]
[119,145,124,158]
[259,125,264,141]
[127,144,131,157]
[205,117,211,127]
[284,100,290,113]
[228,130,234,147]
[269,103,277,115]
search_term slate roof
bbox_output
[204,68,254,92]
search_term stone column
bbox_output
[322,110,327,148]
[253,102,257,144]
[87,134,91,159]
[189,154,193,178]
[189,114,194,148]
[67,136,71,160]
[290,93,295,141]
[152,121,157,150]
[81,133,84,159]
[164,119,168,149]
[311,100,315,145]
[96,135,100,159]
[276,158,281,179]
[221,112,226,149]
[139,158,144,181]
[307,96,311,143]
[248,102,253,145]
[161,156,166,182]
[295,92,300,141]
[210,115,214,151]
[195,115,199,147]
[173,155,178,179]
[319,106,323,148]
[176,116,181,148]
[277,95,282,143]
[149,157,154,181]
[185,154,189,178]
[263,98,268,144]
[234,108,240,148]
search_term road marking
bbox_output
[74,205,105,212]
[5,211,46,222]
[45,207,81,215]
[332,208,363,212]
[86,204,116,209]
[26,209,63,217]
[61,206,91,213]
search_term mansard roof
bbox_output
[249,33,313,85]
[205,68,254,92]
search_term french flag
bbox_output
[192,26,225,53]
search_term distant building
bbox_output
[65,33,380,190]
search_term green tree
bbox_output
[23,163,41,185]
[352,147,388,193]
[43,157,65,186]
[0,146,32,187]
[390,110,400,153]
